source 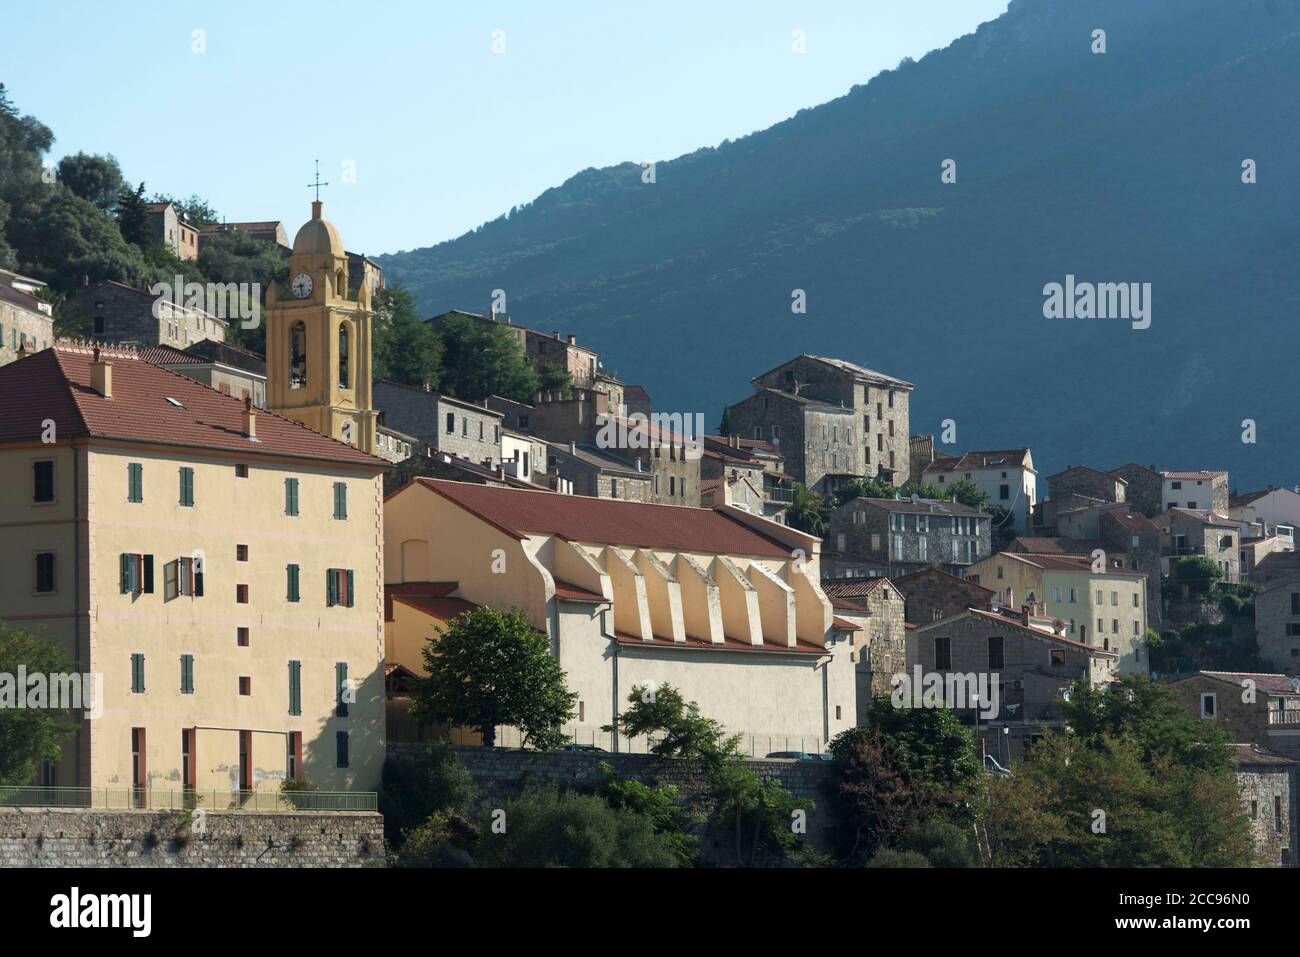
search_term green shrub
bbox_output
[865,848,930,868]
[380,740,473,847]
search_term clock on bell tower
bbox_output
[265,196,378,454]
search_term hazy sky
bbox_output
[6,0,1009,254]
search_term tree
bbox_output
[114,181,153,248]
[833,475,896,507]
[379,739,474,847]
[898,480,945,501]
[196,229,291,354]
[597,763,699,866]
[476,786,684,867]
[56,152,124,211]
[946,477,988,509]
[373,285,441,387]
[537,361,572,397]
[863,694,982,812]
[610,684,817,866]
[827,726,917,862]
[412,606,576,750]
[0,621,79,785]
[1173,556,1222,601]
[718,406,732,435]
[150,192,219,227]
[435,313,538,402]
[786,483,829,536]
[8,188,149,294]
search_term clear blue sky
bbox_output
[6,0,1008,255]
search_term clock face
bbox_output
[291,273,313,299]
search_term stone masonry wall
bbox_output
[0,807,383,868]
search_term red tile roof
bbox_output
[552,580,607,603]
[1101,510,1158,532]
[966,608,1111,653]
[0,344,386,468]
[384,582,477,622]
[925,449,1031,471]
[138,343,204,365]
[999,551,1146,577]
[891,565,995,595]
[1174,671,1300,696]
[413,478,792,557]
[821,577,891,600]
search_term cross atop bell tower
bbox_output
[307,158,329,202]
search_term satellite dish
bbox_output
[1061,689,1073,702]
[911,492,920,504]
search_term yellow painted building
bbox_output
[0,342,388,801]
[966,550,1150,673]
[266,201,379,454]
[383,478,857,754]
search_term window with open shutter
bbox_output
[336,662,349,717]
[346,569,354,607]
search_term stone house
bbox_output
[1230,746,1296,867]
[908,434,935,486]
[965,551,1150,673]
[1255,572,1300,674]
[1168,671,1300,758]
[429,309,601,389]
[828,496,992,577]
[545,440,651,501]
[0,280,55,367]
[725,354,912,493]
[143,201,199,261]
[1109,463,1163,516]
[1045,464,1127,505]
[1232,485,1300,535]
[140,340,267,408]
[1155,507,1241,584]
[701,434,791,521]
[374,423,418,465]
[923,448,1038,535]
[909,607,1118,761]
[198,220,290,250]
[891,566,995,626]
[822,578,906,717]
[72,280,228,348]
[501,429,548,486]
[373,380,503,468]
[1161,469,1230,514]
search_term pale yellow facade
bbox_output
[266,201,379,454]
[383,483,857,754]
[966,551,1149,673]
[0,437,386,799]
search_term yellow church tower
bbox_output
[266,199,378,452]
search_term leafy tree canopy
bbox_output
[0,620,79,785]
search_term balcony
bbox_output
[1162,544,1205,557]
[1268,708,1300,727]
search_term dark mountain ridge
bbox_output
[379,0,1300,490]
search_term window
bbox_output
[445,412,455,434]
[120,553,155,595]
[1133,593,1140,607]
[988,636,1004,669]
[34,552,56,593]
[1291,592,1299,616]
[326,568,355,607]
[336,662,349,717]
[176,555,203,597]
[178,466,194,507]
[287,563,301,602]
[1110,591,1118,606]
[131,728,146,807]
[333,482,348,520]
[669,477,675,497]
[918,537,928,561]
[237,626,249,647]
[336,731,350,768]
[33,460,54,503]
[236,583,249,604]
[1276,797,1284,834]
[182,728,196,791]
[289,322,307,388]
[236,544,248,562]
[338,324,349,389]
[239,676,251,696]
[287,732,302,782]
[288,661,302,716]
[934,635,951,670]
[1200,693,1216,718]
[284,477,299,516]
[131,653,146,693]
[235,463,249,478]
[1052,587,1061,603]
[128,462,143,502]
[1050,649,1065,666]
[1000,484,1009,500]
[1111,619,1119,634]
[180,654,194,694]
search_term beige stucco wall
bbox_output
[0,438,386,797]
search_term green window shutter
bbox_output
[326,568,336,607]
[346,569,355,607]
[287,564,299,602]
[336,662,348,717]
[181,654,193,694]
[289,660,301,716]
[179,467,194,506]
[333,482,347,520]
[120,553,130,594]
[128,463,142,503]
[285,478,299,516]
[132,653,145,693]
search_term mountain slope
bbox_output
[378,0,1300,490]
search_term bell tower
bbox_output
[266,193,377,453]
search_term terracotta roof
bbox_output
[1170,671,1300,696]
[384,582,477,623]
[997,551,1146,577]
[1162,470,1227,480]
[1231,486,1294,507]
[1045,464,1126,484]
[1228,744,1296,768]
[753,354,913,389]
[891,566,995,595]
[925,449,1031,472]
[1101,510,1158,532]
[199,220,283,233]
[613,631,826,656]
[821,577,891,600]
[753,387,854,413]
[1163,507,1240,528]
[0,344,386,467]
[909,434,934,456]
[1009,536,1101,555]
[622,384,651,404]
[0,283,47,313]
[552,580,607,603]
[412,478,792,558]
[966,608,1112,654]
[139,343,204,365]
[832,615,864,631]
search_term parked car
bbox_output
[765,751,834,762]
[556,743,606,753]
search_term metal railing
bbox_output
[1268,708,1300,727]
[0,786,376,812]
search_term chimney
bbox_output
[567,334,577,345]
[1020,604,1031,626]
[569,440,576,455]
[90,347,112,398]
[243,395,257,439]
[553,330,562,340]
